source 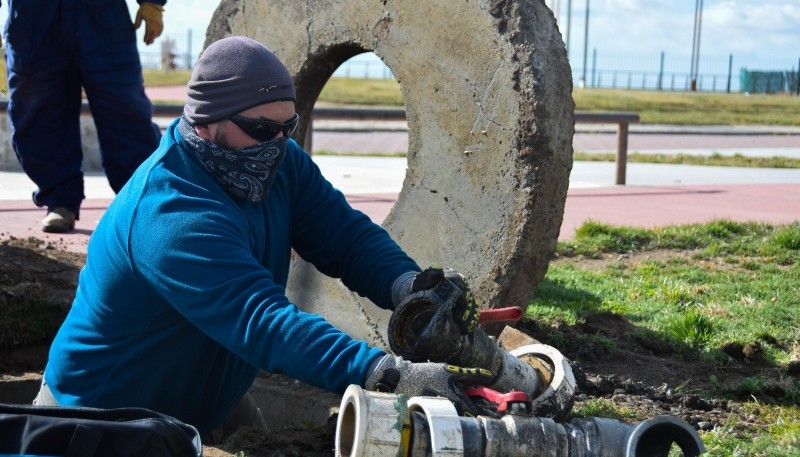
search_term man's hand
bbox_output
[134,2,164,45]
[365,354,493,416]
[392,267,480,334]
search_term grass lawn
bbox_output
[315,78,800,127]
[1,62,797,126]
[540,220,800,455]
[573,152,800,169]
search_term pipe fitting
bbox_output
[335,384,411,457]
[388,287,545,406]
[509,344,576,419]
[407,396,464,456]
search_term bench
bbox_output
[0,102,639,184]
[574,111,640,185]
[305,108,640,185]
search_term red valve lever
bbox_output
[478,307,523,325]
[464,386,530,413]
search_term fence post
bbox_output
[726,53,732,93]
[796,57,800,95]
[615,122,628,185]
[185,29,193,70]
[658,51,664,91]
[591,48,597,87]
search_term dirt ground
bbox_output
[1,235,794,456]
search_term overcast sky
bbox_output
[2,0,797,74]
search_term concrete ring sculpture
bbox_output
[206,0,574,346]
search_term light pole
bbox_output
[580,0,590,87]
[690,0,704,91]
[565,0,572,58]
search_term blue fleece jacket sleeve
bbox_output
[286,145,420,308]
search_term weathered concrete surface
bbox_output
[206,0,574,347]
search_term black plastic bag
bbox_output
[0,403,202,457]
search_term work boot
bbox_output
[41,208,76,233]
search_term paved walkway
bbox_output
[1,85,798,253]
[3,156,798,253]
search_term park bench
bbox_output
[305,108,640,185]
[0,102,639,184]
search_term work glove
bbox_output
[391,267,480,335]
[134,2,164,45]
[365,354,494,416]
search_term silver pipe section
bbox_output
[443,415,705,457]
[336,386,705,457]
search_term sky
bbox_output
[1,0,798,77]
[550,0,800,74]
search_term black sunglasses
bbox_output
[228,112,300,142]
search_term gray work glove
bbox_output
[365,354,493,416]
[391,267,480,334]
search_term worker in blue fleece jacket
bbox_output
[1,0,164,233]
[34,36,491,443]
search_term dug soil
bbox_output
[1,236,794,456]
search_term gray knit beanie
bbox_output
[184,36,296,125]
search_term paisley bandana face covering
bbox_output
[179,117,287,203]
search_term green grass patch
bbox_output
[318,77,404,107]
[537,219,800,363]
[701,403,800,456]
[573,152,800,169]
[571,398,638,422]
[572,88,800,126]
[312,149,408,158]
[0,297,67,348]
[541,253,798,360]
[142,69,192,87]
[557,219,797,258]
[664,308,716,349]
[534,219,800,453]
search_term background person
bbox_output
[1,0,165,233]
[33,36,490,444]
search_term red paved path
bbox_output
[2,184,797,254]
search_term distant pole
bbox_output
[580,0,590,88]
[695,0,703,87]
[186,29,193,70]
[726,53,733,93]
[797,57,800,95]
[565,0,572,58]
[658,51,665,91]
[690,0,704,92]
[690,0,698,89]
[591,48,597,88]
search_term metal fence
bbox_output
[141,30,800,95]
[572,49,800,94]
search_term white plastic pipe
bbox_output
[335,384,411,457]
[407,397,464,457]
